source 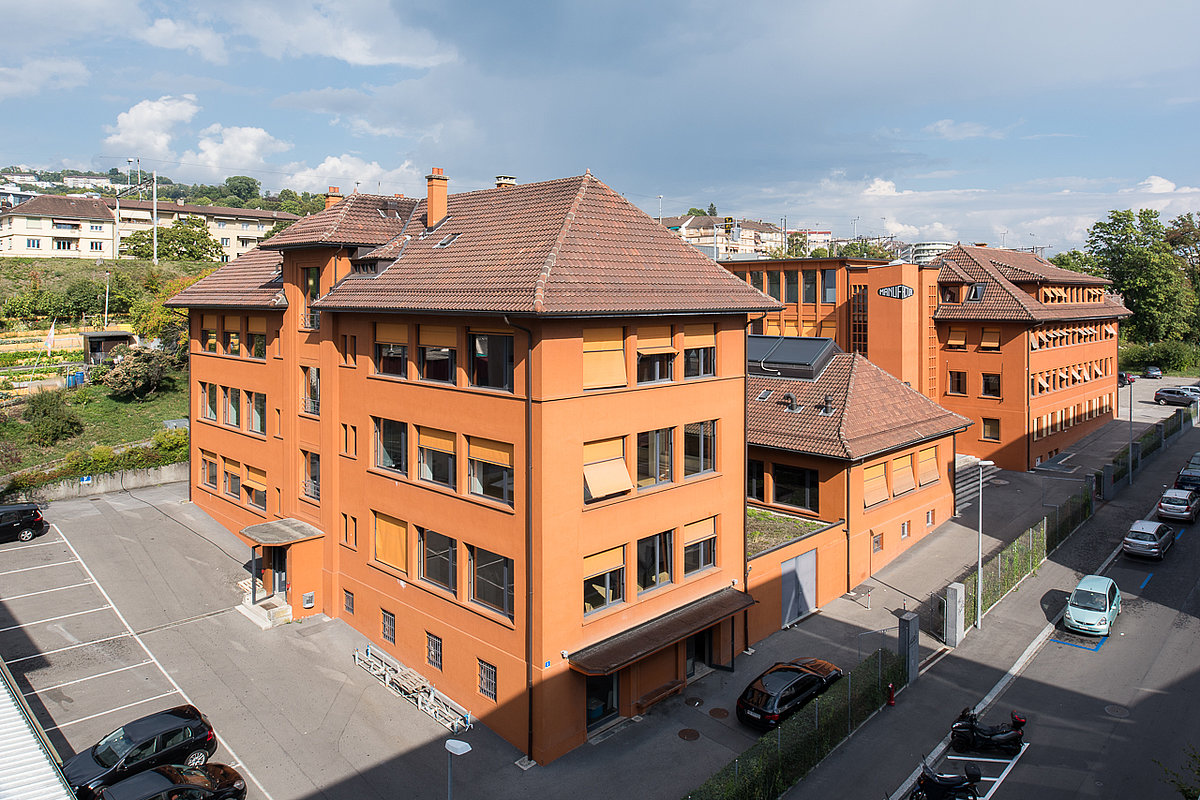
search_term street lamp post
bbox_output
[103,270,110,330]
[1128,380,1134,486]
[445,739,471,800]
[977,459,996,629]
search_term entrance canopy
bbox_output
[240,518,324,546]
[568,588,755,676]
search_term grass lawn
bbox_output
[746,507,830,557]
[1,367,189,472]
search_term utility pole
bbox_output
[851,216,860,240]
[152,170,158,265]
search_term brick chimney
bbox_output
[495,175,516,189]
[426,168,448,225]
[325,186,343,210]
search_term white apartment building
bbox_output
[0,195,116,258]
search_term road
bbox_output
[992,501,1200,798]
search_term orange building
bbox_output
[739,337,968,642]
[168,171,779,764]
[725,246,1129,471]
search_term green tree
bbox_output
[767,232,808,259]
[1049,249,1102,277]
[102,345,170,399]
[809,247,830,258]
[686,207,706,216]
[1158,743,1200,799]
[121,217,224,261]
[130,268,216,352]
[1086,209,1196,342]
[707,203,718,217]
[21,389,83,445]
[224,175,260,201]
[836,240,894,259]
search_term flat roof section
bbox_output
[0,660,74,800]
[568,588,755,676]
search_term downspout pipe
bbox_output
[744,312,768,654]
[506,315,537,763]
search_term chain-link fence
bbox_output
[683,648,907,800]
[963,485,1092,628]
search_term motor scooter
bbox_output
[950,707,1026,756]
[908,756,982,799]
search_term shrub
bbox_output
[21,389,83,445]
[152,428,190,460]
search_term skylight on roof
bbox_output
[434,233,460,248]
[966,282,986,301]
[756,390,773,401]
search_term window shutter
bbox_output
[374,512,407,570]
[224,315,241,330]
[201,314,217,329]
[243,466,267,491]
[584,437,624,463]
[636,326,674,354]
[947,327,967,346]
[863,463,889,507]
[222,457,240,471]
[468,437,513,467]
[892,456,916,495]
[418,427,455,453]
[683,324,716,348]
[684,516,716,543]
[247,317,266,334]
[419,325,456,347]
[583,546,624,578]
[376,322,408,344]
[980,328,1001,348]
[819,320,837,338]
[918,447,939,485]
[582,327,626,389]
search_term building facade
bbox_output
[724,245,1129,471]
[739,337,968,641]
[168,171,778,764]
[103,198,299,262]
[0,195,116,258]
[661,215,785,258]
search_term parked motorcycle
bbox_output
[909,756,982,799]
[950,707,1026,755]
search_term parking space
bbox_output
[0,522,267,798]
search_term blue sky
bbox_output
[4,0,1200,252]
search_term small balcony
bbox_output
[301,396,320,416]
[300,310,321,330]
[302,479,321,501]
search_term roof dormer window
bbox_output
[966,283,986,302]
[434,233,460,248]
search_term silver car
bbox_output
[1158,489,1200,522]
[1123,519,1175,559]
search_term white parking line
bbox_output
[42,691,181,732]
[0,560,79,576]
[0,539,64,551]
[23,661,155,696]
[52,523,276,800]
[0,606,110,633]
[4,633,131,665]
[2,582,93,602]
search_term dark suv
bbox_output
[63,705,218,799]
[735,658,843,729]
[0,503,48,543]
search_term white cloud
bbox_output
[863,178,911,197]
[234,0,455,68]
[139,18,227,65]
[0,58,88,100]
[181,124,292,178]
[1127,175,1200,194]
[103,95,200,161]
[924,119,1006,141]
[282,155,421,195]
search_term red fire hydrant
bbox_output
[887,682,895,706]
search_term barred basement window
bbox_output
[382,609,396,643]
[478,659,497,701]
[343,589,354,614]
[427,632,443,670]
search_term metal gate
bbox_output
[781,549,816,627]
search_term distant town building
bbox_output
[63,175,114,189]
[901,241,955,265]
[660,215,785,257]
[103,198,299,262]
[0,195,117,258]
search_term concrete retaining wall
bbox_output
[8,463,188,502]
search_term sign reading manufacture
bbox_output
[878,284,914,300]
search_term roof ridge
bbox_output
[533,174,590,313]
[834,354,857,458]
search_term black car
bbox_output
[735,658,842,729]
[0,503,48,543]
[98,764,246,800]
[1176,468,1200,492]
[63,705,218,799]
[1156,387,1196,407]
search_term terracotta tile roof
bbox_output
[313,173,780,315]
[933,244,1130,323]
[104,198,299,222]
[747,352,970,460]
[261,193,416,249]
[661,215,782,233]
[0,194,114,221]
[164,247,285,309]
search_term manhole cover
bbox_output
[989,479,1010,486]
[685,696,703,707]
[709,708,729,719]
[1105,704,1130,718]
[679,728,700,741]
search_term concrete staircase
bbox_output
[234,578,293,629]
[953,455,1001,517]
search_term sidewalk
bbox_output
[777,418,1200,799]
